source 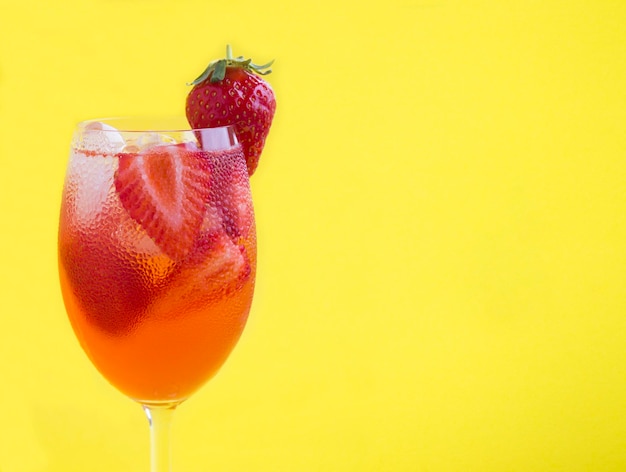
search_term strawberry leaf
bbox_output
[188,45,273,86]
[211,60,227,83]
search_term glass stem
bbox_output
[143,403,177,472]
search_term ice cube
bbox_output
[195,126,237,150]
[65,149,117,229]
[79,121,126,154]
[66,123,124,228]
[122,132,178,153]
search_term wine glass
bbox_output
[58,117,257,471]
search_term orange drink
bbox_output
[58,120,256,404]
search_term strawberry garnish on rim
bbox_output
[186,45,276,176]
[114,144,211,261]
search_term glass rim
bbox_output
[77,116,235,134]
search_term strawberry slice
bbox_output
[206,147,255,240]
[148,229,252,319]
[114,144,211,261]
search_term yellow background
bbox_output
[1,0,626,470]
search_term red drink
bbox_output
[58,124,256,403]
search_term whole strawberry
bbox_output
[186,45,276,176]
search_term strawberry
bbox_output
[205,146,255,240]
[149,229,252,318]
[185,45,276,176]
[114,143,211,261]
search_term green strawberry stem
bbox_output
[188,45,274,86]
